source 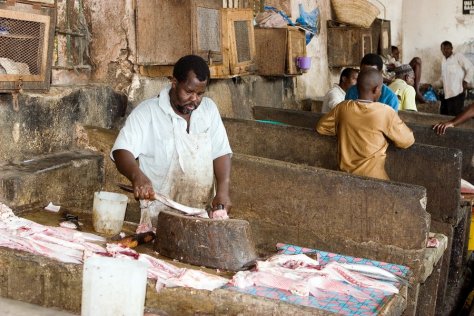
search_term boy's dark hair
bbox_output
[339,67,359,84]
[441,41,452,48]
[173,55,210,83]
[391,46,398,52]
[360,53,384,71]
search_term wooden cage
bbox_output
[136,1,255,78]
[254,26,306,76]
[327,20,373,68]
[0,1,55,91]
[372,18,391,56]
[221,8,256,77]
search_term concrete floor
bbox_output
[0,297,77,316]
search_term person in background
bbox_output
[433,103,474,134]
[389,64,417,112]
[111,55,232,229]
[432,41,474,116]
[316,68,414,180]
[345,53,399,112]
[386,46,425,103]
[321,67,359,113]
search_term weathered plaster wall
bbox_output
[371,0,402,47]
[83,0,136,92]
[292,0,403,99]
[52,0,474,107]
[402,0,474,84]
[289,0,331,99]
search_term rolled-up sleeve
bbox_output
[110,103,150,161]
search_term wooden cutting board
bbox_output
[154,210,258,271]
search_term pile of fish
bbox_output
[230,253,403,301]
[0,202,227,291]
[0,202,106,264]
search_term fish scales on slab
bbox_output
[0,202,228,292]
[231,253,401,302]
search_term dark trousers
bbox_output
[440,92,465,116]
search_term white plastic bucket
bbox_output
[82,256,148,316]
[92,191,128,235]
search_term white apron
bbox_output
[140,116,214,228]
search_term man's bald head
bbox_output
[357,68,383,102]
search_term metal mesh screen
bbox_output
[234,20,250,63]
[0,17,44,75]
[197,7,220,53]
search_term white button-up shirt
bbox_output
[111,85,232,192]
[435,52,474,99]
[322,84,345,113]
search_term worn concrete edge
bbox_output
[418,233,448,283]
[342,239,427,283]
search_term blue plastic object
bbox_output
[295,4,320,44]
[423,87,438,102]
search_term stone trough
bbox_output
[253,106,474,184]
[0,150,427,315]
[250,107,474,314]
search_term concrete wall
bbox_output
[224,118,462,224]
[252,107,474,186]
[0,86,126,162]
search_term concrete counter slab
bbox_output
[0,150,103,211]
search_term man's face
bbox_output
[441,44,453,59]
[392,48,400,61]
[374,83,383,101]
[349,71,358,86]
[405,72,415,86]
[171,71,207,115]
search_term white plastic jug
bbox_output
[81,256,148,316]
[92,191,128,235]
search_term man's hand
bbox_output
[112,149,156,200]
[131,173,156,200]
[432,121,454,135]
[211,193,232,213]
[419,83,431,91]
[386,63,396,71]
[463,80,469,90]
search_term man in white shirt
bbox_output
[433,41,474,116]
[111,55,232,228]
[321,68,358,113]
